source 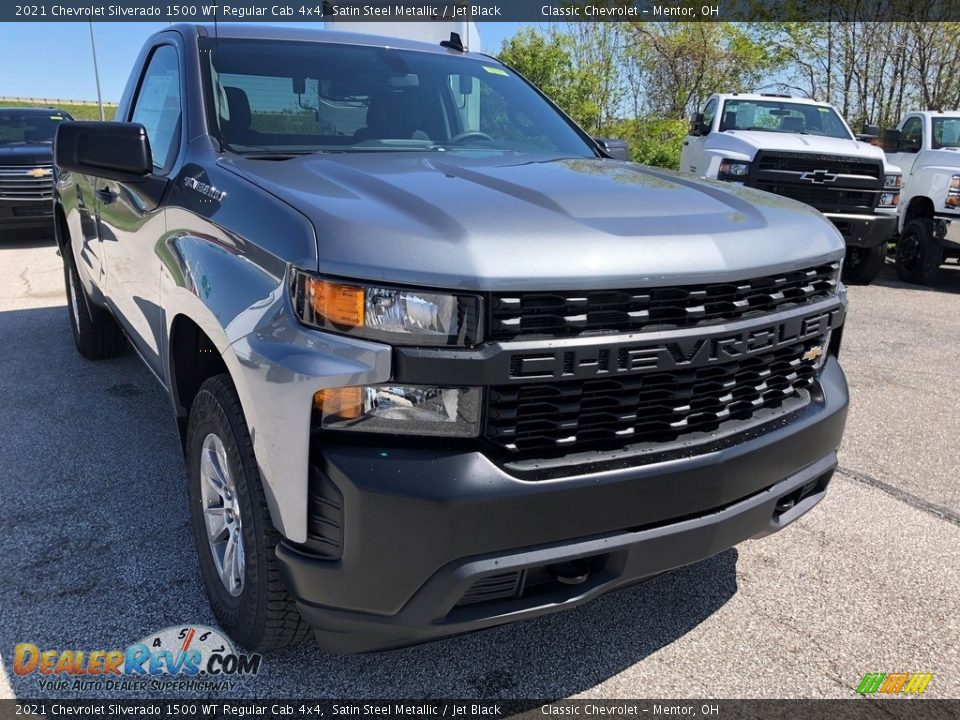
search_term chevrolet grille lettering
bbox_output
[508,309,841,380]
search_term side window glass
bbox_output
[901,117,922,150]
[702,98,718,130]
[130,45,182,173]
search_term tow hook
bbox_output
[549,560,591,586]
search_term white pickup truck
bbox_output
[884,111,960,284]
[681,93,901,285]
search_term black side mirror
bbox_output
[688,112,708,136]
[860,123,880,138]
[880,128,911,152]
[595,138,629,161]
[55,122,153,182]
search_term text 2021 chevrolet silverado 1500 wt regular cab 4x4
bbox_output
[884,111,960,284]
[680,94,901,285]
[53,25,849,653]
[0,107,71,236]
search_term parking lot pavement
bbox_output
[1,238,958,699]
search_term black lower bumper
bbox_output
[0,202,54,233]
[825,212,896,248]
[277,359,848,654]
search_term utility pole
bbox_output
[88,21,105,120]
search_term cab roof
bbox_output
[171,22,487,59]
[713,93,831,107]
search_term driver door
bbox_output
[681,97,717,176]
[98,42,182,376]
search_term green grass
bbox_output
[14,101,117,121]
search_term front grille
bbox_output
[489,262,839,340]
[0,164,54,201]
[748,151,883,215]
[751,182,876,211]
[755,153,882,178]
[485,337,822,456]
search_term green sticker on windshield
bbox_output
[483,66,509,77]
[50,115,63,120]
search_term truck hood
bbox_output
[0,143,53,166]
[709,131,893,167]
[226,153,844,291]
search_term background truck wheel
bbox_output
[842,243,886,285]
[895,219,942,285]
[63,252,125,360]
[186,374,309,651]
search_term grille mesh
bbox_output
[486,338,822,456]
[0,164,53,201]
[489,263,839,340]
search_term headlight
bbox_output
[314,385,481,437]
[947,175,960,209]
[879,174,902,207]
[883,173,903,189]
[717,159,750,181]
[291,270,481,346]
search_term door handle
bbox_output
[95,187,117,204]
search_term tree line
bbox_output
[496,20,960,168]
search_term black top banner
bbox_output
[3,0,960,23]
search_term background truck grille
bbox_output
[485,338,822,456]
[489,262,838,340]
[0,164,54,201]
[755,153,882,178]
[748,151,883,215]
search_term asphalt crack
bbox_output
[837,465,960,528]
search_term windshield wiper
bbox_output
[239,151,321,160]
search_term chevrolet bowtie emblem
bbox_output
[799,169,837,184]
[803,346,824,362]
[27,167,51,178]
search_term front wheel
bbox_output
[842,243,886,285]
[63,252,125,359]
[186,374,309,651]
[895,219,942,285]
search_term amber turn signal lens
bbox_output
[306,278,364,327]
[313,387,364,420]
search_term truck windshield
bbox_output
[0,110,69,145]
[718,99,852,140]
[205,38,595,157]
[932,117,960,149]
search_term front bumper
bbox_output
[0,201,54,233]
[824,212,896,248]
[277,357,848,654]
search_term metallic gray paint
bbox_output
[54,23,847,544]
[227,152,845,290]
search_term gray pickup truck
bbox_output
[53,24,849,653]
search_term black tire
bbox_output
[895,219,942,285]
[842,243,886,285]
[186,374,309,651]
[63,251,125,360]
